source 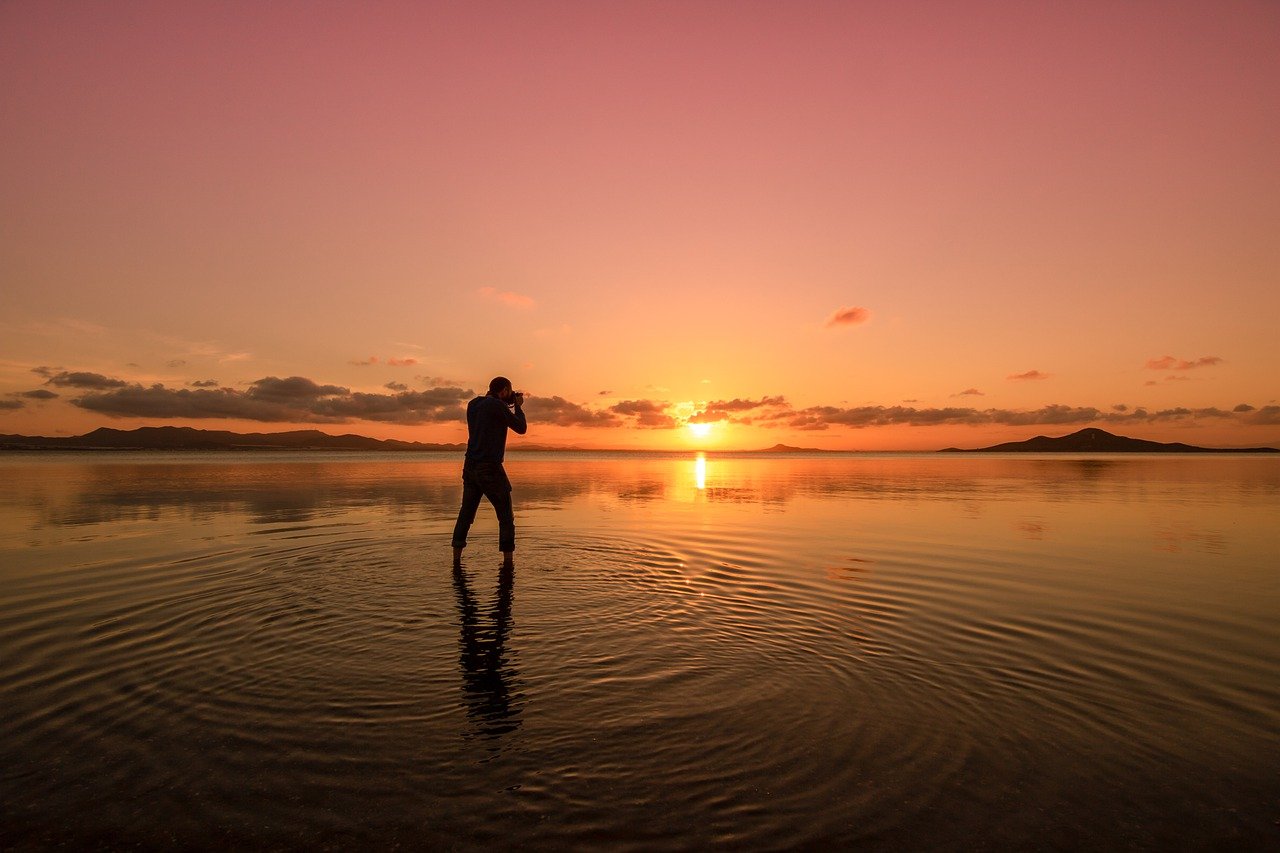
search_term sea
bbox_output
[2,451,1278,850]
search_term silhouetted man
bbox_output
[452,376,527,567]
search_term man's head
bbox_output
[488,376,513,400]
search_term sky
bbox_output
[2,0,1278,450]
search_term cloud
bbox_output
[70,376,475,425]
[522,395,621,427]
[350,355,418,367]
[416,375,468,388]
[190,380,220,388]
[598,390,612,396]
[1244,405,1280,425]
[478,286,535,309]
[20,389,59,400]
[44,371,129,389]
[609,399,679,428]
[1008,370,1050,380]
[756,402,1248,431]
[1233,403,1255,413]
[384,381,408,392]
[1146,355,1223,371]
[166,359,187,369]
[0,399,24,410]
[688,396,788,425]
[248,376,349,402]
[31,365,62,378]
[825,306,871,327]
[953,388,984,397]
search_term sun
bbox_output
[687,422,713,438]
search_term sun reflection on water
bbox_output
[694,453,706,490]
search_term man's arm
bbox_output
[506,395,528,435]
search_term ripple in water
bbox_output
[3,455,1279,849]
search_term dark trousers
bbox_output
[451,462,515,552]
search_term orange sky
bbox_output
[2,1,1278,450]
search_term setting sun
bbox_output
[687,422,714,439]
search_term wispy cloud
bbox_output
[479,286,535,309]
[1146,355,1222,371]
[0,400,23,410]
[18,389,59,400]
[952,388,984,397]
[351,355,419,367]
[825,306,871,327]
[1008,370,1050,381]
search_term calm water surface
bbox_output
[2,452,1278,849]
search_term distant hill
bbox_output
[942,427,1278,453]
[0,426,466,452]
[757,443,831,453]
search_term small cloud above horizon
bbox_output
[953,388,985,397]
[351,356,419,367]
[479,286,535,309]
[1146,355,1222,371]
[825,306,871,328]
[1008,370,1050,381]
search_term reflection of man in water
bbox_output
[452,376,527,567]
[452,562,520,739]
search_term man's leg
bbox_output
[488,488,515,558]
[451,482,484,562]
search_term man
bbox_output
[452,376,527,567]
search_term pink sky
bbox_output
[2,1,1277,449]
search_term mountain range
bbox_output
[0,426,465,452]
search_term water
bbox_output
[2,451,1278,849]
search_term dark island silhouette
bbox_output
[0,426,465,452]
[942,427,1277,453]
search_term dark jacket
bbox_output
[464,395,527,464]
